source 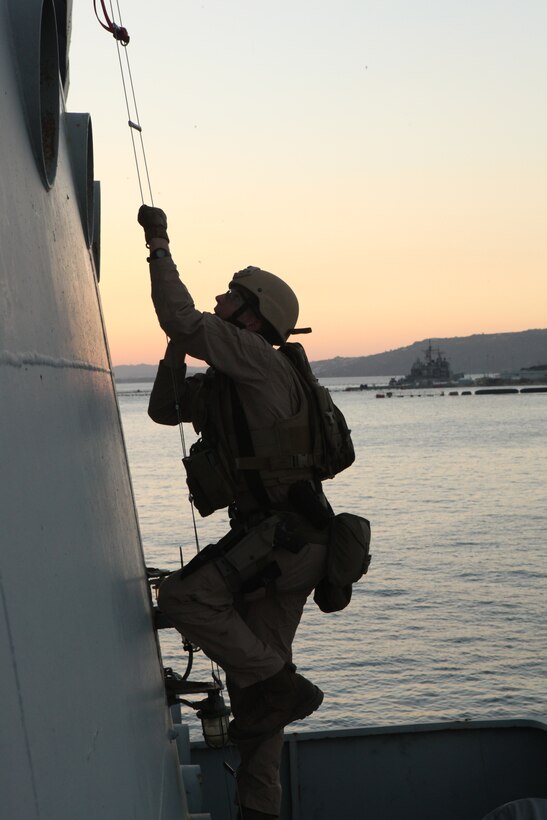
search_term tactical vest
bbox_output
[183,366,316,517]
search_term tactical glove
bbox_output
[137,204,170,244]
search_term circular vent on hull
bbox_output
[66,113,94,246]
[9,0,61,188]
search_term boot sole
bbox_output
[229,685,324,743]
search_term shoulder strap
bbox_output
[228,380,271,511]
[279,342,322,462]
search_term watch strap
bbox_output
[147,247,171,262]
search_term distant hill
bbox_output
[114,363,205,381]
[113,329,547,381]
[114,364,159,381]
[310,329,547,377]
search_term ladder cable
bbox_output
[96,0,202,558]
[112,0,154,203]
[94,3,229,757]
[100,0,154,204]
[167,356,202,554]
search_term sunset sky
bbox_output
[68,1,547,366]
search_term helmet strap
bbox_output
[226,303,250,329]
[226,302,263,333]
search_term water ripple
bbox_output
[119,387,547,737]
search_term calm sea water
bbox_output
[117,379,547,736]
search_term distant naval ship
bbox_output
[400,340,461,386]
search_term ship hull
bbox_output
[0,2,187,816]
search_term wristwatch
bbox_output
[147,247,171,261]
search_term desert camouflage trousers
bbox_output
[158,540,328,815]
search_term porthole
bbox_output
[66,113,94,246]
[52,0,70,94]
[8,0,60,188]
[92,181,102,281]
[39,0,60,186]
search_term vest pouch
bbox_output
[314,513,371,613]
[183,440,235,517]
[215,514,281,593]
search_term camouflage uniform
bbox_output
[148,256,327,816]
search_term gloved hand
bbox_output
[137,205,170,244]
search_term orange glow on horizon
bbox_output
[68,1,547,367]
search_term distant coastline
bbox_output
[116,377,157,383]
[115,367,205,383]
[114,328,547,382]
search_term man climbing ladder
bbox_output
[138,204,369,819]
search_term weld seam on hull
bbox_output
[0,350,110,374]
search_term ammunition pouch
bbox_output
[314,513,371,613]
[177,513,310,597]
[216,513,310,593]
[183,438,234,517]
[216,515,282,594]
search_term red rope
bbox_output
[94,0,130,45]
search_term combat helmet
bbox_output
[229,266,299,344]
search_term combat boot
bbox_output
[228,664,323,742]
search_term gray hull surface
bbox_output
[0,2,189,817]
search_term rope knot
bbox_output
[94,0,130,45]
[111,23,130,45]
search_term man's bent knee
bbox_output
[157,569,189,613]
[158,561,233,617]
